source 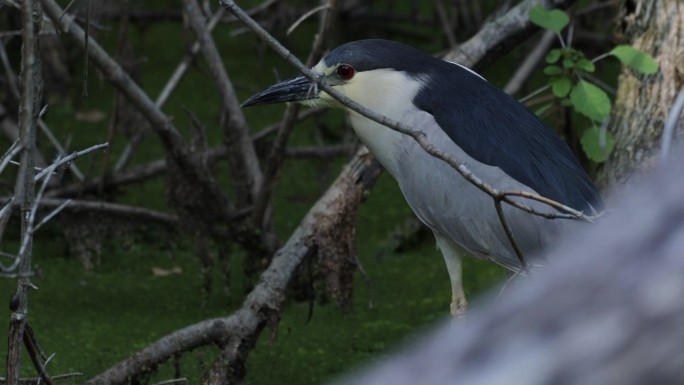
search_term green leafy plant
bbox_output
[528,5,658,162]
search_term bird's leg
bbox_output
[434,233,468,318]
[450,277,468,318]
[445,255,468,318]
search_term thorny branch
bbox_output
[6,0,42,383]
[220,0,596,268]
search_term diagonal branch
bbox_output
[443,0,577,72]
[41,0,195,173]
[84,149,382,385]
[249,0,340,233]
[182,0,263,206]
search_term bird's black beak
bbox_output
[241,75,319,107]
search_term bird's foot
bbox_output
[450,293,468,318]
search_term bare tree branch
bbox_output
[249,0,340,237]
[504,29,557,95]
[0,140,23,175]
[6,0,42,382]
[84,149,382,385]
[443,0,577,72]
[182,0,263,206]
[33,142,109,181]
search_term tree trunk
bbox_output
[597,0,684,189]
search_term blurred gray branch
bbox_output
[332,148,684,385]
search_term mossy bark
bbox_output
[597,0,684,190]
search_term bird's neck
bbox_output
[343,69,425,176]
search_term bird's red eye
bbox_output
[336,64,355,80]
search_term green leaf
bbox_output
[609,45,658,74]
[529,6,569,34]
[551,77,572,97]
[576,58,595,73]
[546,49,562,63]
[562,58,575,69]
[570,80,611,121]
[581,126,615,162]
[544,65,563,75]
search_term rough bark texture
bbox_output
[6,1,42,383]
[597,0,684,190]
[332,147,684,385]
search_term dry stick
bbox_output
[660,86,684,163]
[22,324,54,385]
[182,0,263,207]
[33,142,109,181]
[249,0,339,230]
[0,38,20,99]
[47,141,348,200]
[494,199,526,269]
[0,36,85,179]
[435,0,457,50]
[286,4,328,35]
[50,108,327,199]
[35,198,179,228]
[443,0,576,70]
[114,7,226,172]
[42,0,190,164]
[0,140,23,175]
[37,120,85,180]
[1,145,109,271]
[0,372,83,384]
[250,106,326,142]
[504,29,557,95]
[6,0,40,383]
[286,144,355,159]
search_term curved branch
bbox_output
[84,149,382,385]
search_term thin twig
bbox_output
[435,0,457,49]
[0,372,83,384]
[150,379,188,385]
[32,199,71,232]
[660,86,684,164]
[249,0,339,230]
[33,142,109,181]
[494,199,527,269]
[220,0,593,223]
[504,30,556,95]
[0,140,23,175]
[113,3,225,172]
[286,4,328,35]
[182,0,262,207]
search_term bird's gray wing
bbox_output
[412,66,603,214]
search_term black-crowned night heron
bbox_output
[243,39,603,316]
